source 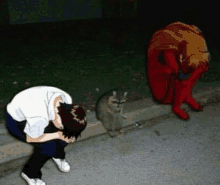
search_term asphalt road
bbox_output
[0,102,220,185]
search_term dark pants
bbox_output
[4,108,68,179]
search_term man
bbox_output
[5,86,87,185]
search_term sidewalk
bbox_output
[0,81,220,178]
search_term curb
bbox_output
[0,83,220,177]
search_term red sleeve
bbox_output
[164,50,179,75]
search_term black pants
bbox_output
[5,108,68,179]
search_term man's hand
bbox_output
[58,131,75,143]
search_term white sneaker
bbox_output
[52,158,71,172]
[21,172,46,185]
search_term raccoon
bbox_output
[95,89,128,137]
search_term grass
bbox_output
[0,27,220,122]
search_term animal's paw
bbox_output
[108,131,118,138]
[119,129,126,133]
[134,122,143,128]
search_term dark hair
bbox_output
[57,103,87,140]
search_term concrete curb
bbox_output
[0,83,220,177]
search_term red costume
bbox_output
[147,22,210,120]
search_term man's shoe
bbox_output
[21,172,46,185]
[52,158,71,172]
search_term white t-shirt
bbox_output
[7,86,72,139]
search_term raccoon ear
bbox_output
[124,92,128,96]
[113,91,117,96]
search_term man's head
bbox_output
[57,103,87,140]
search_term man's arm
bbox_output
[53,96,63,129]
[26,132,59,143]
[26,96,65,143]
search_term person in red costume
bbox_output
[146,22,210,120]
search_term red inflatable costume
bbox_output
[146,22,210,120]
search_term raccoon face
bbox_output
[107,91,127,112]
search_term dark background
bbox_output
[0,0,219,123]
[0,0,219,49]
